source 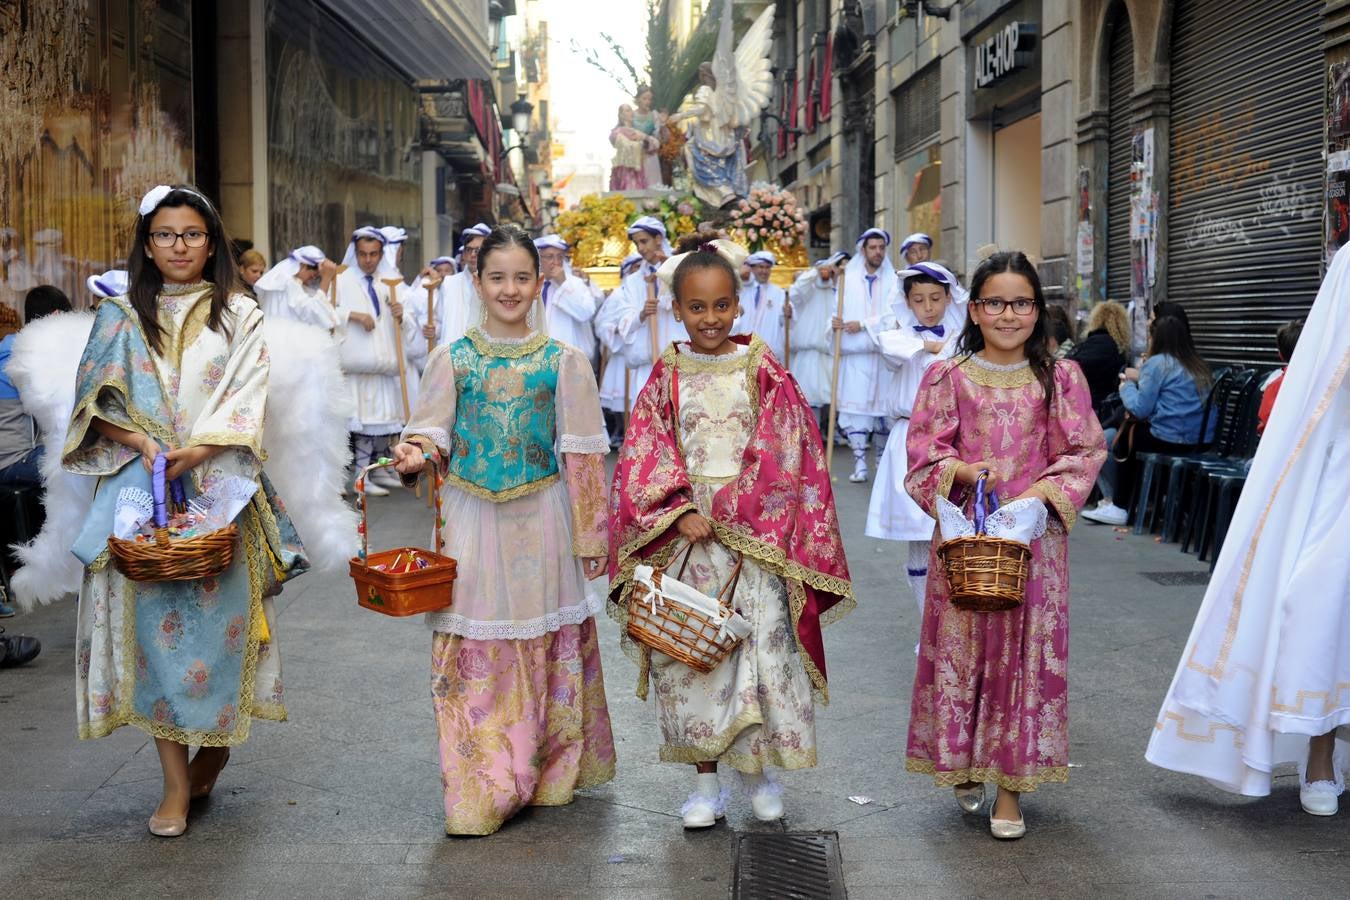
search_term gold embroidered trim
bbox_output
[466,326,550,358]
[935,460,960,512]
[656,706,818,771]
[958,355,1037,388]
[689,473,737,485]
[62,377,178,464]
[905,757,1068,793]
[668,344,750,374]
[1153,709,1245,746]
[189,433,267,462]
[443,471,560,503]
[80,505,286,745]
[1035,479,1077,531]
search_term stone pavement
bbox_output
[2,457,1347,899]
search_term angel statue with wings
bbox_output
[668,5,775,209]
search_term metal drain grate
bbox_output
[733,831,846,899]
[1141,571,1212,586]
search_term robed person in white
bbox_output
[832,227,900,482]
[733,250,788,361]
[618,216,685,392]
[534,234,598,360]
[788,252,847,409]
[406,224,490,374]
[254,245,339,331]
[1146,244,1350,816]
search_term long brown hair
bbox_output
[125,186,240,355]
[1148,315,1212,391]
[954,251,1057,407]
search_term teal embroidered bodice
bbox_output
[447,329,564,501]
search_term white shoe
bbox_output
[356,475,388,497]
[681,789,728,829]
[954,783,985,813]
[744,774,784,822]
[1299,753,1344,816]
[370,467,403,489]
[1081,502,1127,526]
[989,814,1026,839]
[848,462,868,483]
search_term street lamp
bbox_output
[500,94,535,158]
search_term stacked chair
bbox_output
[1124,366,1268,569]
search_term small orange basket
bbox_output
[349,457,457,617]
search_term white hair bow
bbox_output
[655,239,750,289]
[138,185,174,216]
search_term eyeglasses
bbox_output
[974,297,1037,316]
[149,229,209,249]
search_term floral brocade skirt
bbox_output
[431,618,616,836]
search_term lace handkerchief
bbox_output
[937,495,1048,546]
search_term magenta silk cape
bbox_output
[903,356,1105,791]
[606,336,856,700]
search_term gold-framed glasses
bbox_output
[149,229,209,249]
[974,297,1037,316]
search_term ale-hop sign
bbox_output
[974,21,1038,89]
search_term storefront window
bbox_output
[1,1,195,312]
[897,144,942,262]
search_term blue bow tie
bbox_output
[914,323,945,337]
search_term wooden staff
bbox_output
[623,368,632,432]
[381,277,411,421]
[423,277,442,355]
[782,297,792,368]
[329,263,348,308]
[824,270,846,477]
[646,272,661,365]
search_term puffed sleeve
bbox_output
[904,360,964,517]
[556,345,609,556]
[1031,361,1108,529]
[401,344,456,465]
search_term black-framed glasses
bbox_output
[149,229,209,249]
[974,297,1037,316]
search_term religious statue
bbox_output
[631,86,667,188]
[609,104,660,191]
[667,5,775,209]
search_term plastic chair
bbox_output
[0,483,45,595]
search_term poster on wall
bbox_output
[1325,62,1350,266]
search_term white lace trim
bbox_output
[679,342,749,361]
[425,591,603,640]
[971,354,1030,372]
[558,432,610,454]
[405,426,449,451]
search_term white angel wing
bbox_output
[5,314,358,610]
[709,0,738,129]
[727,5,777,129]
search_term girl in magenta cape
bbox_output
[904,251,1105,840]
[607,238,855,830]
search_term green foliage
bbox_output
[647,0,724,113]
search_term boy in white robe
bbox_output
[534,234,598,359]
[617,217,685,395]
[864,262,968,627]
[596,255,642,446]
[254,245,339,330]
[406,225,489,374]
[334,226,420,495]
[832,228,900,483]
[734,250,789,361]
[789,252,848,410]
[899,232,933,265]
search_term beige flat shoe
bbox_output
[954,783,985,813]
[148,813,188,837]
[989,813,1026,840]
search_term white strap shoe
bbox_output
[743,773,784,822]
[681,788,728,829]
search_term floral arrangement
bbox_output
[639,191,704,243]
[725,183,809,266]
[556,193,638,268]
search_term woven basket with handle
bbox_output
[349,456,457,617]
[107,453,238,582]
[627,542,745,673]
[937,472,1030,612]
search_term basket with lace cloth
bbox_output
[627,541,752,673]
[107,454,238,582]
[349,456,457,617]
[936,473,1045,612]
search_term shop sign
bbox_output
[975,22,1038,89]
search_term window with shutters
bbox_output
[893,63,939,161]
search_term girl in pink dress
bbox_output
[903,251,1105,840]
[609,105,658,191]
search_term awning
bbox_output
[314,0,493,81]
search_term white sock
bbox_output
[906,540,929,620]
[696,772,720,797]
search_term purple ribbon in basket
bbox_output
[972,473,1001,536]
[152,454,168,528]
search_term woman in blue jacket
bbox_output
[1083,314,1213,525]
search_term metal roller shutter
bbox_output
[1167,0,1321,367]
[1106,3,1134,304]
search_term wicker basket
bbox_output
[936,473,1030,612]
[350,457,457,617]
[107,455,238,582]
[627,543,746,673]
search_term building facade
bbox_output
[0,0,523,313]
